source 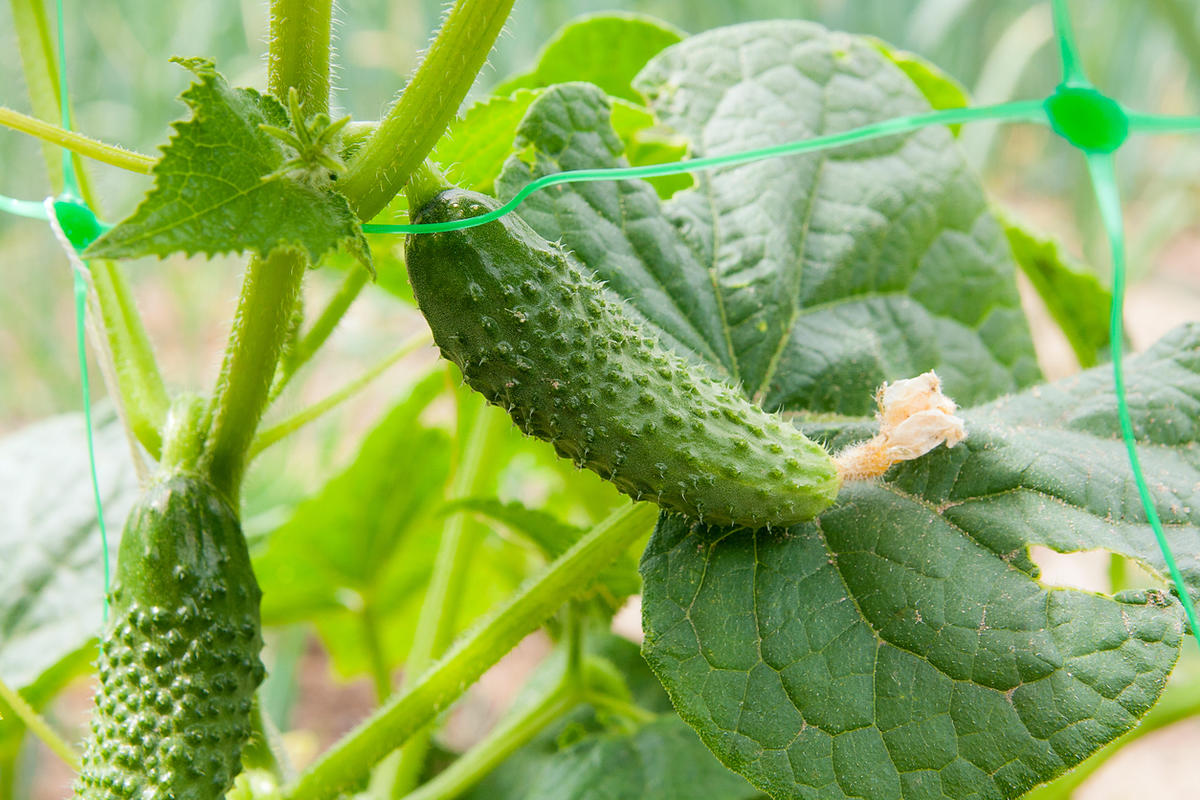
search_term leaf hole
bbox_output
[1029,546,1165,595]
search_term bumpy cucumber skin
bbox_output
[75,474,265,800]
[405,189,841,528]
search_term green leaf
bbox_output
[86,58,370,271]
[642,325,1200,799]
[0,411,138,693]
[1004,220,1112,368]
[494,13,684,104]
[610,99,693,199]
[254,372,527,676]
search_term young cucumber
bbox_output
[75,473,264,800]
[404,179,841,528]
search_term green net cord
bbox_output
[364,101,1047,233]
[1087,153,1200,635]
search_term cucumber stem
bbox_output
[203,0,333,499]
[405,160,451,211]
[0,674,80,772]
[267,0,333,116]
[339,0,515,221]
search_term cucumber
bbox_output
[75,473,265,800]
[404,183,841,528]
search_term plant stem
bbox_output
[389,399,504,795]
[10,0,71,190]
[0,107,155,175]
[272,267,371,400]
[339,0,516,220]
[243,699,293,783]
[402,679,577,800]
[267,0,333,116]
[204,1,333,496]
[0,675,80,772]
[202,249,307,497]
[284,502,658,800]
[252,332,432,458]
[89,264,170,458]
[581,691,658,726]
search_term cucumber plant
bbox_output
[2,3,1199,800]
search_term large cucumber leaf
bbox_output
[641,326,1198,800]
[491,20,1195,800]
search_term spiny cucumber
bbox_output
[74,473,265,800]
[403,181,841,528]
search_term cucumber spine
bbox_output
[404,182,841,528]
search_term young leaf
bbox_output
[0,411,138,693]
[641,325,1199,800]
[1004,220,1112,368]
[85,58,370,271]
[870,38,970,113]
[494,13,684,104]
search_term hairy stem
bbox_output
[203,0,333,495]
[10,0,71,190]
[0,675,80,772]
[243,699,292,783]
[403,679,577,800]
[0,107,155,174]
[339,0,515,220]
[268,0,333,116]
[389,400,503,795]
[202,249,307,497]
[89,264,170,458]
[253,332,432,457]
[284,502,658,800]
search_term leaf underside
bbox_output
[86,58,370,270]
[491,20,1195,800]
[0,412,139,693]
